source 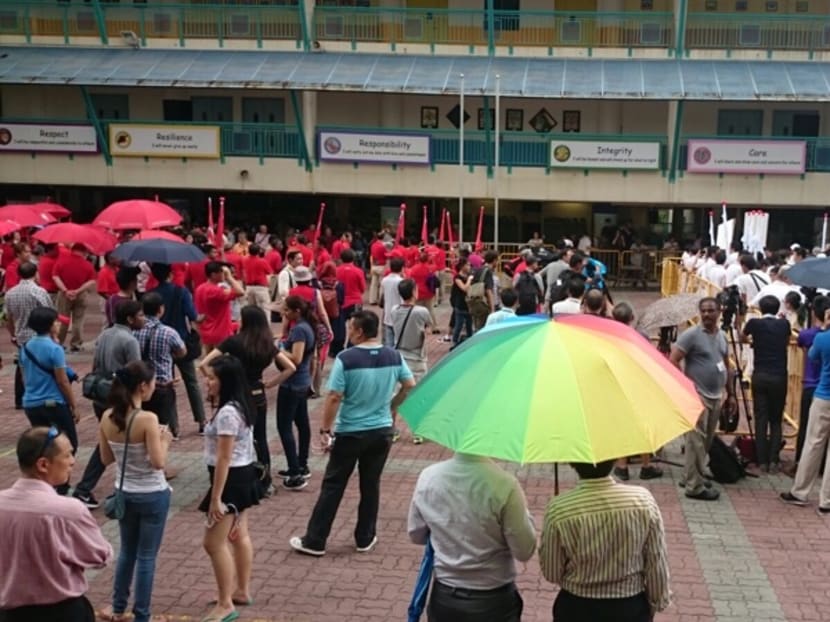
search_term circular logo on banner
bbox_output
[323,136,342,155]
[693,147,711,165]
[114,131,132,149]
[553,145,571,163]
[0,128,11,145]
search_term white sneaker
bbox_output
[356,536,378,553]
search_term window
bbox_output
[705,0,717,10]
[641,0,653,9]
[717,109,763,136]
[486,0,519,32]
[735,0,747,10]
[796,1,809,12]
[765,1,778,11]
[90,93,130,120]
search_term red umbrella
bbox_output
[33,223,117,255]
[132,229,183,242]
[93,199,182,231]
[30,202,71,218]
[0,220,23,238]
[0,205,56,228]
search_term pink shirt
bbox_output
[0,478,112,608]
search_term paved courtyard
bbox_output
[1,291,828,622]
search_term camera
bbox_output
[718,284,744,329]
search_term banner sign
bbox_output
[550,140,661,170]
[686,139,806,175]
[318,130,431,165]
[0,123,98,153]
[109,124,220,158]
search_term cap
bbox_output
[293,266,312,282]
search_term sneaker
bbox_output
[277,469,290,477]
[282,476,308,491]
[197,424,205,436]
[300,466,311,480]
[289,536,325,557]
[678,479,713,489]
[780,492,807,506]
[639,465,664,480]
[613,467,630,481]
[392,428,401,443]
[356,536,378,553]
[72,491,100,509]
[685,488,720,501]
[412,435,423,445]
[817,506,830,516]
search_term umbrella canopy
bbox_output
[786,257,830,289]
[93,199,182,230]
[0,220,23,238]
[112,239,205,264]
[0,205,56,228]
[131,229,184,242]
[28,202,71,218]
[637,293,703,334]
[33,223,117,255]
[399,314,702,464]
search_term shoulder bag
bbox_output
[82,371,113,403]
[104,409,140,520]
[171,287,202,362]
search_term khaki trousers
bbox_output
[56,291,87,349]
[245,285,271,315]
[684,394,722,495]
[369,265,385,305]
[791,396,830,508]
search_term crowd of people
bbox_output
[2,216,830,622]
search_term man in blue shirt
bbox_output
[783,300,830,514]
[290,310,415,556]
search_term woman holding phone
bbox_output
[200,355,261,622]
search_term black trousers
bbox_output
[751,371,788,466]
[251,390,271,476]
[553,590,651,622]
[74,402,106,496]
[428,581,522,622]
[142,384,176,432]
[303,429,392,550]
[0,595,95,622]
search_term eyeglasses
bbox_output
[38,426,59,459]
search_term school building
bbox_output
[1,0,830,246]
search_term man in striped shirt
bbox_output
[539,460,671,622]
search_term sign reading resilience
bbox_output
[687,139,806,175]
[319,130,430,165]
[0,123,97,153]
[550,140,661,170]
[109,124,220,158]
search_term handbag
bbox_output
[104,409,140,520]
[171,286,202,361]
[82,372,113,402]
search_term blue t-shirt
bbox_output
[283,321,315,390]
[328,344,413,433]
[20,335,67,407]
[798,327,823,390]
[808,330,830,400]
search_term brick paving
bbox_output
[1,290,829,622]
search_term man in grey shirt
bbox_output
[670,297,736,501]
[380,256,405,347]
[71,299,145,509]
[408,453,536,621]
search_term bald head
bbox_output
[584,289,606,314]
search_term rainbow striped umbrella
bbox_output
[399,314,702,464]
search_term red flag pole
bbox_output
[438,208,446,243]
[396,203,406,243]
[207,197,214,245]
[474,205,484,252]
[446,210,454,262]
[314,202,326,245]
[421,205,428,247]
[217,196,226,258]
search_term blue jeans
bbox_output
[113,489,171,622]
[383,324,396,348]
[451,309,472,346]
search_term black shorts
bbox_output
[198,464,262,514]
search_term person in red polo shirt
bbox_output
[242,243,273,315]
[331,232,352,265]
[368,232,388,306]
[410,251,440,331]
[186,246,220,292]
[3,242,32,293]
[265,236,283,273]
[52,243,97,351]
[194,261,245,352]
[312,238,331,273]
[37,244,62,302]
[333,249,366,355]
[293,235,313,268]
[95,252,120,300]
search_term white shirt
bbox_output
[725,263,743,286]
[381,272,404,327]
[697,258,714,280]
[750,281,804,308]
[735,270,769,302]
[277,266,296,299]
[726,252,739,267]
[681,251,698,272]
[552,298,582,315]
[408,454,536,590]
[707,264,727,289]
[577,236,592,252]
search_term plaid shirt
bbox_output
[133,317,185,383]
[5,279,54,344]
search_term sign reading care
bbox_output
[687,139,806,175]
[550,140,661,170]
[0,123,98,153]
[109,124,220,158]
[318,130,431,165]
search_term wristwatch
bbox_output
[319,428,331,435]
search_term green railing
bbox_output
[685,12,830,51]
[312,7,674,49]
[678,136,830,172]
[0,1,305,48]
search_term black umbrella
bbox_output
[785,257,830,289]
[112,239,206,264]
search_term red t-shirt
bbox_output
[195,281,238,346]
[296,244,313,268]
[265,249,282,274]
[96,265,119,297]
[243,256,272,286]
[54,253,96,291]
[335,263,366,308]
[171,263,187,288]
[405,246,420,268]
[4,260,20,291]
[188,261,208,291]
[37,254,58,293]
[410,262,436,300]
[332,240,351,262]
[224,251,244,278]
[430,246,447,271]
[370,240,387,266]
[0,243,15,269]
[313,247,331,268]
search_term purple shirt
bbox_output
[798,326,822,389]
[0,479,112,608]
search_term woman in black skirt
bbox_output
[199,355,261,622]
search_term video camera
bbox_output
[717,284,744,329]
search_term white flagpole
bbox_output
[494,73,501,252]
[458,73,465,247]
[822,212,828,250]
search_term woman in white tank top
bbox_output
[98,361,173,622]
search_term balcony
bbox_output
[686,12,830,53]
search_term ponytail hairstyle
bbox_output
[209,354,254,427]
[108,360,155,431]
[284,294,319,333]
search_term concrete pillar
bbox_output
[598,100,623,135]
[302,90,316,164]
[303,0,314,48]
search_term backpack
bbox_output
[467,267,491,300]
[708,436,746,484]
[320,284,340,319]
[515,271,541,313]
